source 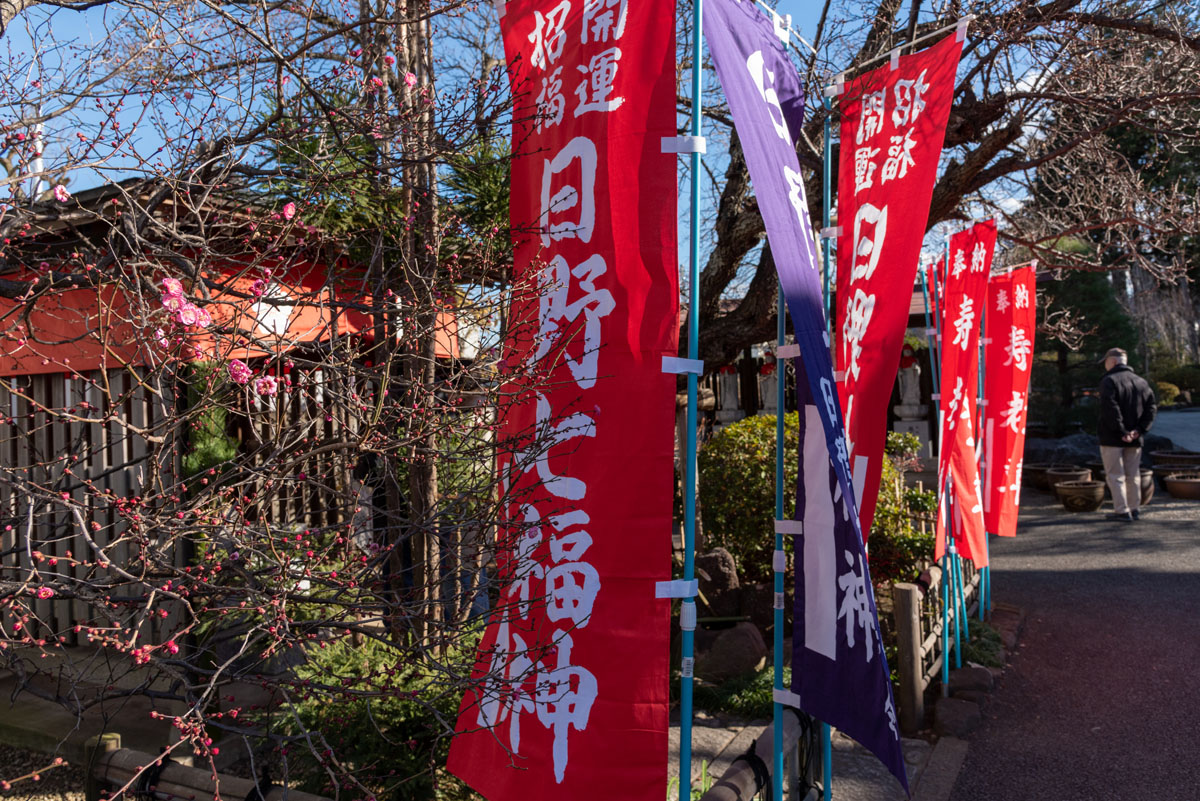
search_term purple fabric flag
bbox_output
[703,0,907,789]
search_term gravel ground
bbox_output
[949,486,1200,799]
[0,745,83,801]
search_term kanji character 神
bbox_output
[837,548,875,662]
[536,631,598,783]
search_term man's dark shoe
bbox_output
[1131,509,1140,520]
[1105,511,1134,522]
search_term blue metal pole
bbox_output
[820,90,834,801]
[978,300,989,624]
[679,2,704,797]
[773,288,785,801]
[940,552,950,696]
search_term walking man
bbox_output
[1098,348,1157,521]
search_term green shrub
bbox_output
[182,362,239,478]
[277,636,479,801]
[1156,381,1181,405]
[867,455,935,586]
[1162,365,1200,396]
[698,414,797,583]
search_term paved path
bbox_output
[949,489,1200,799]
[1149,407,1200,451]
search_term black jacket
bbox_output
[1098,364,1157,448]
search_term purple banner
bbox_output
[703,0,906,789]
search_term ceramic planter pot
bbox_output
[1100,470,1155,506]
[1046,467,1091,491]
[1163,472,1200,500]
[1055,480,1106,513]
[1025,462,1077,492]
[1152,463,1194,488]
[1150,450,1200,466]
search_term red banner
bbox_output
[446,1,677,799]
[836,33,962,538]
[982,264,1037,537]
[934,221,996,566]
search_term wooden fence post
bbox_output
[84,732,121,801]
[892,582,924,734]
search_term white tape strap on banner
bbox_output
[774,592,786,611]
[889,48,901,71]
[956,16,971,42]
[931,393,941,401]
[773,549,787,573]
[833,370,846,382]
[492,0,506,18]
[681,656,695,678]
[662,356,704,375]
[978,399,989,408]
[656,579,699,599]
[773,688,801,708]
[772,10,792,44]
[680,602,697,632]
[661,136,707,154]
[776,344,801,360]
[820,226,842,239]
[774,519,803,536]
[823,74,846,98]
[925,328,939,338]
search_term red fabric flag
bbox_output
[446,1,678,799]
[835,33,963,538]
[934,220,996,566]
[982,264,1038,537]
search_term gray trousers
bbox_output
[1101,445,1142,514]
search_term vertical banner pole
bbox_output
[820,91,834,801]
[928,246,955,694]
[773,289,785,801]
[978,302,989,622]
[679,2,704,797]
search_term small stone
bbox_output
[949,665,995,694]
[694,622,766,683]
[935,696,982,737]
[695,548,740,618]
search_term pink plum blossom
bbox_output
[282,202,296,220]
[253,375,278,397]
[193,307,212,328]
[228,360,252,385]
[161,295,184,313]
[154,328,169,348]
[405,72,417,87]
[35,587,54,599]
[53,185,70,203]
[176,304,199,327]
[251,279,267,297]
[161,277,183,297]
